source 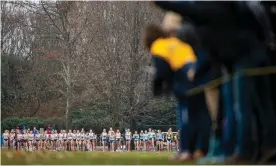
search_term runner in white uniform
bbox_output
[108,128,115,152]
[23,130,29,151]
[63,130,68,151]
[76,130,81,151]
[35,132,41,150]
[86,129,93,151]
[46,131,51,149]
[101,129,107,152]
[84,131,89,151]
[41,131,47,150]
[80,131,85,151]
[92,130,97,151]
[125,129,132,152]
[68,130,73,151]
[28,130,34,151]
[10,130,15,149]
[17,130,23,150]
[58,130,63,151]
[72,130,77,151]
[115,129,121,151]
[52,130,58,151]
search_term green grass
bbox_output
[1,150,195,165]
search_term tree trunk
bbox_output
[65,87,71,130]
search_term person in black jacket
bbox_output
[153,1,276,164]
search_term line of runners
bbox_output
[2,127,180,152]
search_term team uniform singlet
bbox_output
[148,132,154,140]
[102,132,107,142]
[58,133,63,141]
[67,133,73,141]
[63,133,67,141]
[28,133,34,141]
[52,133,58,141]
[3,133,9,141]
[116,132,121,141]
[109,131,115,143]
[72,133,76,141]
[46,134,51,141]
[167,132,172,142]
[85,133,90,141]
[143,133,148,142]
[88,132,94,141]
[76,133,81,141]
[80,133,85,141]
[23,134,29,142]
[41,134,46,141]
[36,133,41,141]
[133,134,139,142]
[92,133,97,140]
[10,133,15,143]
[125,132,131,141]
[157,133,163,141]
[17,133,23,142]
[139,133,144,141]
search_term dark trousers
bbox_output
[222,46,276,158]
[221,70,236,156]
[178,93,211,154]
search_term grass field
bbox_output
[1,150,195,165]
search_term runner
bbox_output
[72,130,77,151]
[167,128,173,151]
[17,130,23,151]
[148,128,155,151]
[68,130,73,151]
[80,130,85,151]
[10,130,15,149]
[35,131,41,151]
[41,131,47,150]
[63,130,68,151]
[139,130,144,151]
[92,130,97,151]
[46,130,51,150]
[133,131,140,151]
[108,128,115,152]
[157,130,164,151]
[3,130,9,149]
[76,130,81,151]
[115,129,121,151]
[23,130,29,151]
[58,130,64,151]
[101,129,107,152]
[143,130,149,151]
[28,130,34,151]
[125,129,132,152]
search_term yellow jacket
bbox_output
[150,37,197,71]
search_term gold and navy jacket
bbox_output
[150,37,197,98]
[150,37,197,71]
